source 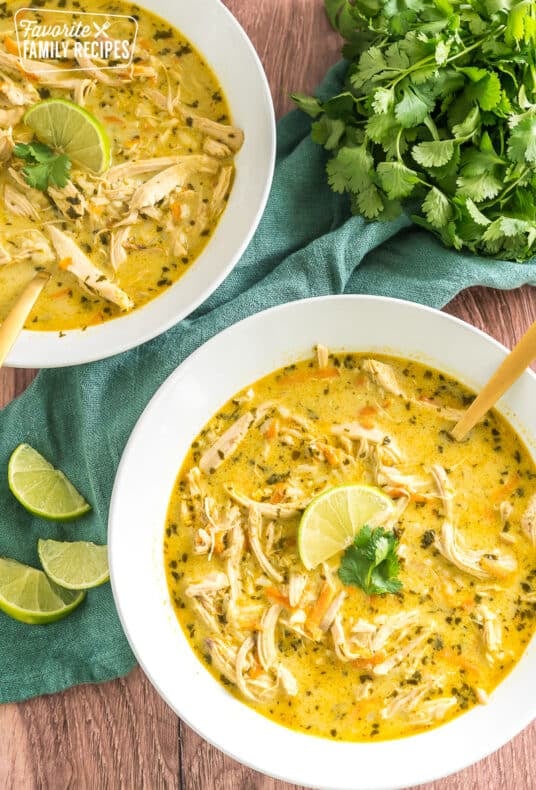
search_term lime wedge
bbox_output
[38,539,109,590]
[298,484,394,570]
[23,98,111,173]
[8,444,91,521]
[0,556,85,624]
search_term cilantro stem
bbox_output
[423,116,439,141]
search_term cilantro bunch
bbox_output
[338,525,402,595]
[293,0,536,261]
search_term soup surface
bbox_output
[0,1,241,331]
[165,349,536,741]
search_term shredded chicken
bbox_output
[3,183,39,220]
[184,571,229,598]
[110,226,131,271]
[319,591,346,631]
[408,697,457,725]
[257,604,281,670]
[316,343,329,369]
[47,181,87,220]
[47,225,134,311]
[175,102,244,151]
[211,165,233,216]
[226,485,307,520]
[199,412,254,474]
[373,632,429,676]
[363,359,406,398]
[521,493,536,546]
[435,521,489,580]
[0,127,13,162]
[247,507,284,583]
[430,464,454,521]
[288,573,307,608]
[476,604,504,663]
[130,158,218,211]
[202,137,232,158]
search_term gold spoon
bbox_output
[0,272,50,368]
[451,318,536,441]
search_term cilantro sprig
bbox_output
[338,525,402,595]
[293,0,536,261]
[14,142,71,192]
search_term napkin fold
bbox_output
[1,61,536,704]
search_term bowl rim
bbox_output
[109,294,536,789]
[5,0,276,368]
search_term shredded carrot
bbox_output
[308,580,334,626]
[265,418,278,441]
[171,200,183,222]
[265,587,290,608]
[358,405,377,429]
[280,367,340,385]
[352,651,386,669]
[58,257,72,271]
[4,36,19,55]
[51,287,72,300]
[411,492,429,503]
[490,475,520,503]
[248,663,264,679]
[104,115,124,125]
[213,531,225,555]
[270,483,286,505]
[321,445,339,466]
[439,648,480,676]
[354,374,366,386]
[137,37,152,50]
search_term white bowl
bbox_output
[109,296,536,790]
[6,0,275,368]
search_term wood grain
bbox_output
[0,2,534,789]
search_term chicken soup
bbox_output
[164,348,536,742]
[0,1,242,331]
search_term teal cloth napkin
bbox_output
[1,61,536,704]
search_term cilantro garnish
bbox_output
[293,0,536,261]
[338,525,402,596]
[14,142,71,191]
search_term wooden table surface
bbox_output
[1,2,535,788]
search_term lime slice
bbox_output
[8,444,91,521]
[38,539,109,590]
[23,98,111,173]
[298,484,394,570]
[0,556,85,624]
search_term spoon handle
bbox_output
[451,319,536,441]
[0,272,50,369]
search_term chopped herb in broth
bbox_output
[164,349,536,742]
[0,1,242,331]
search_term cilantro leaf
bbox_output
[412,139,454,167]
[290,93,323,118]
[377,161,419,199]
[507,115,536,164]
[338,526,402,596]
[14,141,71,191]
[326,145,373,193]
[422,187,452,228]
[311,116,346,150]
[394,85,434,128]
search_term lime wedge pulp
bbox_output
[298,484,394,570]
[23,98,111,173]
[38,539,109,590]
[8,443,91,521]
[0,556,85,624]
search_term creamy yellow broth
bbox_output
[165,351,536,742]
[0,1,239,331]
